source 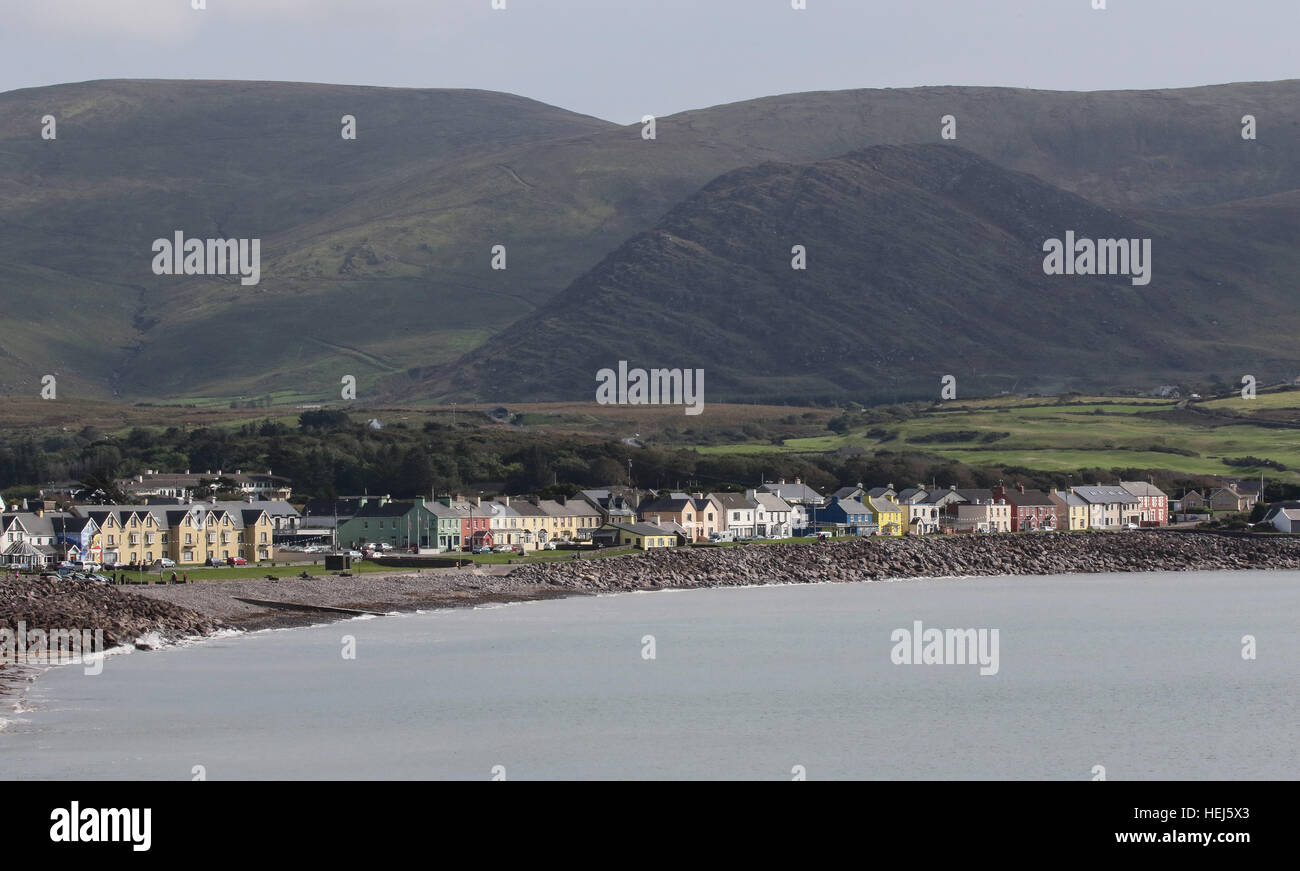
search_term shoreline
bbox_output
[7,531,1300,702]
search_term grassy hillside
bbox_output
[3,79,1299,402]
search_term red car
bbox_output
[228,557,248,566]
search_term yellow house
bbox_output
[869,496,906,536]
[601,522,678,550]
[1050,491,1089,531]
[80,504,275,566]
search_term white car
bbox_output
[346,550,364,558]
[1124,522,1139,530]
[156,557,176,568]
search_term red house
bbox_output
[993,484,1058,532]
[1119,481,1169,526]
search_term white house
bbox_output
[711,492,757,539]
[752,491,792,538]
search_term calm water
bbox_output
[3,570,1298,780]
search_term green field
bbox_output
[696,391,1300,483]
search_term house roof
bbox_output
[955,489,999,504]
[1119,481,1169,498]
[868,496,901,514]
[345,502,419,519]
[759,481,823,504]
[606,522,676,537]
[753,492,791,512]
[1072,486,1140,505]
[711,492,756,510]
[1001,489,1056,507]
[639,495,693,513]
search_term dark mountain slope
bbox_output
[416,145,1300,403]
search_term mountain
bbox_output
[416,144,1300,403]
[1,79,1298,401]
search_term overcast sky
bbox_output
[2,0,1295,123]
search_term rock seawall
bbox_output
[505,532,1300,592]
[1,576,219,650]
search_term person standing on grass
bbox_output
[183,572,188,584]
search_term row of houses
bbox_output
[0,472,1259,565]
[323,494,606,553]
[0,499,295,569]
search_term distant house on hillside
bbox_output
[1185,483,1259,513]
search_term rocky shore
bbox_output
[5,532,1298,691]
[1,575,220,695]
[503,530,1300,592]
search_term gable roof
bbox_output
[711,492,757,510]
[1001,489,1056,507]
[1119,481,1168,498]
[1072,486,1140,505]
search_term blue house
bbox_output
[51,514,98,561]
[814,496,875,535]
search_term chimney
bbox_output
[185,469,190,475]
[475,496,482,507]
[794,477,802,485]
[21,498,28,510]
[558,495,566,505]
[235,469,241,476]
[778,478,786,485]
[503,495,510,506]
[1018,483,1025,494]
[137,474,143,483]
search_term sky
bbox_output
[1,0,1296,124]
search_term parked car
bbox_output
[228,557,248,566]
[75,561,102,573]
[491,544,515,553]
[543,541,557,550]
[346,550,364,558]
[157,557,176,568]
[1124,522,1139,530]
[475,545,493,554]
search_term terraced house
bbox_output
[1119,481,1169,526]
[1071,485,1141,529]
[994,485,1057,532]
[337,497,439,551]
[73,502,276,565]
[1049,490,1090,531]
